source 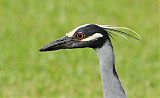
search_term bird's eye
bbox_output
[75,32,85,40]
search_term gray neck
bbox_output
[95,41,127,98]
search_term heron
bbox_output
[39,24,141,98]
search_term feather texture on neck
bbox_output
[95,40,127,98]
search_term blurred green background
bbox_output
[0,0,159,98]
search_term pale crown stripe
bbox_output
[66,24,90,37]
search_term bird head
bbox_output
[39,24,141,51]
[39,24,110,51]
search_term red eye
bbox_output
[75,32,85,40]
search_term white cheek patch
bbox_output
[66,24,89,37]
[81,33,103,41]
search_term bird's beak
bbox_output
[39,36,76,52]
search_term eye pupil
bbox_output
[78,34,82,38]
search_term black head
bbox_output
[39,24,111,51]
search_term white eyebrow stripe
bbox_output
[66,24,90,37]
[81,33,103,41]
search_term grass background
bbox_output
[0,0,159,98]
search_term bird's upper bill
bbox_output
[39,24,141,52]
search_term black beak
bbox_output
[39,36,75,52]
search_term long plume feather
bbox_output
[98,24,142,42]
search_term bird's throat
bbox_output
[95,41,127,98]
